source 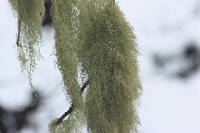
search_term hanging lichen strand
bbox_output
[78,0,141,133]
[9,0,44,76]
[52,0,83,109]
[51,0,85,132]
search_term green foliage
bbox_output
[9,0,44,75]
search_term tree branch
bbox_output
[16,19,21,46]
[56,80,89,125]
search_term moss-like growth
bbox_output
[51,1,85,132]
[78,1,141,132]
[10,0,140,132]
[52,0,83,108]
[9,0,44,75]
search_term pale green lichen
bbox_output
[52,0,83,108]
[78,1,141,133]
[10,0,141,132]
[9,0,44,75]
[50,1,84,132]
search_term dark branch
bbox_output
[42,0,52,26]
[16,19,21,46]
[56,105,74,125]
[79,80,89,94]
[56,80,89,125]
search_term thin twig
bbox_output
[17,19,21,46]
[56,80,89,125]
[79,80,89,94]
[56,105,74,125]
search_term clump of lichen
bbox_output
[51,0,85,132]
[9,0,44,75]
[78,0,141,133]
[52,0,83,109]
[10,0,140,133]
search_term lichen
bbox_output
[10,0,140,132]
[9,0,44,75]
[52,0,83,108]
[51,1,85,132]
[78,1,141,132]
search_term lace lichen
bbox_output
[78,0,141,132]
[51,0,85,132]
[10,0,140,132]
[9,0,44,75]
[52,0,83,108]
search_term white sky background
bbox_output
[1,0,200,133]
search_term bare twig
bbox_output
[16,19,21,46]
[56,80,89,125]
